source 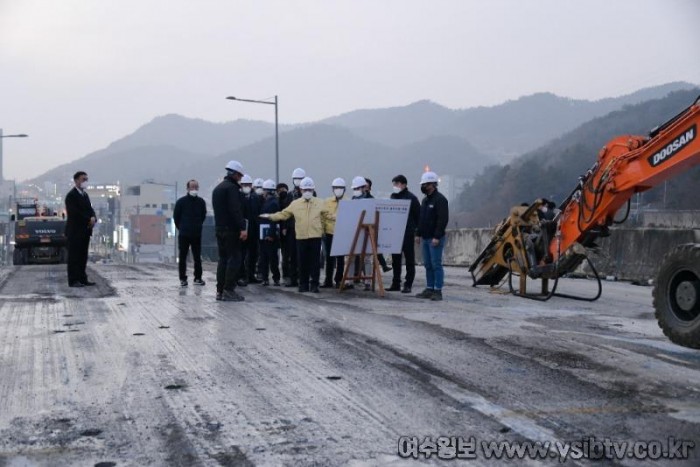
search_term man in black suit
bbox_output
[64,171,97,287]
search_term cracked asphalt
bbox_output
[0,263,698,466]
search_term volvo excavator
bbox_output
[469,95,700,349]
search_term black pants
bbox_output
[216,229,242,293]
[259,240,281,282]
[378,254,388,269]
[283,229,298,283]
[322,234,345,285]
[297,238,321,289]
[239,236,259,280]
[67,234,90,285]
[392,233,416,287]
[178,235,202,281]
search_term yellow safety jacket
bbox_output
[269,197,329,239]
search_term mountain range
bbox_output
[454,88,700,227]
[29,81,697,199]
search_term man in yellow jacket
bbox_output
[261,177,329,293]
[321,177,345,288]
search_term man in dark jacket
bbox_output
[258,179,281,286]
[415,171,449,301]
[280,167,306,287]
[238,174,262,286]
[174,179,207,287]
[387,174,420,293]
[211,160,248,302]
[355,177,391,273]
[64,171,97,287]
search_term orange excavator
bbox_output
[469,95,700,348]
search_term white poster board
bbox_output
[330,199,410,256]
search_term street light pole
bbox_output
[0,129,29,182]
[225,95,279,183]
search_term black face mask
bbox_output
[278,191,288,200]
[420,185,428,194]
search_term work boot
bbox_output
[194,278,205,286]
[401,285,412,294]
[222,290,245,302]
[415,288,434,299]
[237,279,248,287]
[430,290,443,301]
[180,280,188,287]
[386,283,401,292]
[382,265,392,273]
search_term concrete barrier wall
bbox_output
[417,227,700,282]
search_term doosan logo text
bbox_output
[648,125,696,167]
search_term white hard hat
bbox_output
[351,176,367,189]
[225,160,244,174]
[241,174,253,184]
[332,177,346,188]
[262,179,276,190]
[292,168,306,179]
[420,171,439,185]
[299,177,315,190]
[253,178,264,188]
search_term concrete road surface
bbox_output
[0,263,698,466]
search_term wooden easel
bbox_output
[338,209,385,297]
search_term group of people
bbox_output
[63,161,450,303]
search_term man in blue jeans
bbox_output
[415,171,449,301]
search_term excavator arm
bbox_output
[553,95,700,263]
[470,95,700,299]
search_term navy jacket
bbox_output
[260,195,280,241]
[212,176,246,231]
[418,189,449,239]
[174,194,206,237]
[242,192,262,236]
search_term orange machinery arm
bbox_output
[551,96,700,262]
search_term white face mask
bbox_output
[353,189,362,197]
[188,190,198,197]
[255,188,263,196]
[79,181,88,190]
[392,186,402,194]
[242,186,251,195]
[302,191,313,200]
[333,188,345,198]
[293,178,302,187]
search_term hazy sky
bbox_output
[1,0,698,180]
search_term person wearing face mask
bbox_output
[238,174,262,286]
[415,171,449,302]
[387,174,420,294]
[261,177,329,293]
[320,178,346,288]
[253,178,265,197]
[212,160,248,302]
[64,171,97,287]
[258,179,282,286]
[279,168,307,288]
[173,179,207,287]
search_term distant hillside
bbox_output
[35,145,208,189]
[177,125,492,198]
[323,82,697,161]
[455,89,700,227]
[27,82,697,193]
